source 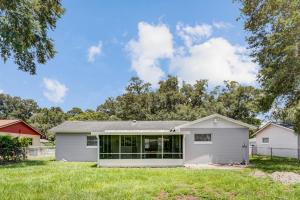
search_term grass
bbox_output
[250,155,300,173]
[0,157,300,200]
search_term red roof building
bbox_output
[0,120,41,146]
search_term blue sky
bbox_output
[0,0,259,111]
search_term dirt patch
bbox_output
[175,195,199,200]
[250,170,268,178]
[156,191,168,200]
[250,170,300,184]
[271,172,300,184]
[185,163,245,170]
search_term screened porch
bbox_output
[99,134,183,159]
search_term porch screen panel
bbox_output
[99,135,119,159]
[163,135,183,159]
[120,135,141,159]
[142,135,162,159]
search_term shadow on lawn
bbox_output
[249,155,300,173]
[0,159,50,168]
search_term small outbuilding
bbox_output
[253,122,298,158]
[0,120,42,147]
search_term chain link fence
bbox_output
[26,146,55,157]
[250,145,300,159]
[0,146,55,164]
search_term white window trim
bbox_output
[194,133,212,144]
[261,137,269,144]
[194,141,213,145]
[86,145,97,148]
[86,135,97,148]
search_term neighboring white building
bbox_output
[253,122,299,158]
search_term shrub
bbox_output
[0,135,31,164]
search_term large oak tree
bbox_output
[0,0,64,74]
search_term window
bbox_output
[87,136,97,147]
[262,137,269,144]
[194,134,212,143]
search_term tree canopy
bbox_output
[237,0,300,130]
[0,0,64,74]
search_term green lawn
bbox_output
[1,157,300,200]
[250,155,300,173]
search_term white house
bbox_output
[253,122,299,158]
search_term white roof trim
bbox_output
[253,122,295,136]
[91,131,189,135]
[175,113,257,130]
[104,130,171,133]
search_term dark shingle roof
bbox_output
[49,120,188,133]
[272,122,294,130]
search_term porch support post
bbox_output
[97,135,100,167]
[162,135,164,159]
[183,134,186,163]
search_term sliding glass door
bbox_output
[99,135,183,159]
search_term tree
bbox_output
[69,109,109,121]
[237,0,300,129]
[125,77,151,95]
[0,0,64,74]
[0,94,39,121]
[216,81,261,125]
[28,107,66,139]
[66,107,83,118]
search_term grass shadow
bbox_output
[249,155,300,173]
[0,159,49,169]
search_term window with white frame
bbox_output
[194,134,212,143]
[87,135,97,147]
[262,137,269,144]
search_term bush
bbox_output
[0,135,30,164]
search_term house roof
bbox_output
[0,119,42,136]
[49,120,188,133]
[0,120,21,128]
[50,113,258,133]
[253,122,295,136]
[175,113,257,130]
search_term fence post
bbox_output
[251,145,254,157]
[270,147,272,159]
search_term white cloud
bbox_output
[176,23,213,46]
[0,89,3,94]
[43,78,68,103]
[88,42,102,63]
[212,21,232,29]
[127,21,257,87]
[170,37,258,85]
[126,22,174,86]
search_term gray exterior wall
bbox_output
[183,128,249,164]
[55,133,97,162]
[55,128,249,164]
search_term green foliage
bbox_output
[0,0,64,74]
[69,110,110,121]
[1,76,263,139]
[237,0,300,129]
[28,107,67,139]
[94,76,262,125]
[0,135,30,163]
[66,107,83,118]
[0,93,38,121]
